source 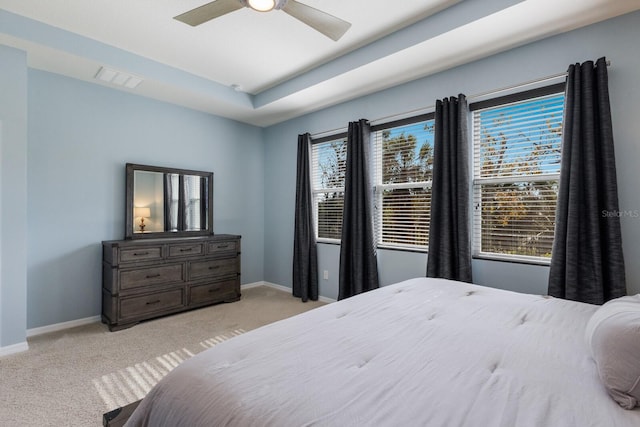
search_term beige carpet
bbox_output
[0,286,325,426]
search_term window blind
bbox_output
[372,119,435,250]
[472,92,564,262]
[311,137,347,240]
[184,175,201,231]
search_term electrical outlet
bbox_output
[323,270,329,280]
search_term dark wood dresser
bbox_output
[102,234,241,331]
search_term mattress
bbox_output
[125,278,640,426]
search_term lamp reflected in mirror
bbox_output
[134,207,151,232]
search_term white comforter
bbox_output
[126,278,640,426]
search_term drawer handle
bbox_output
[180,248,194,252]
[133,251,149,256]
[208,266,220,270]
[217,244,229,249]
[208,287,221,293]
[146,300,161,305]
[146,273,161,279]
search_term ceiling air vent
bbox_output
[95,66,143,89]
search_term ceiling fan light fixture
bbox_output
[247,0,276,12]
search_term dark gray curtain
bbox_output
[200,177,208,230]
[338,119,379,300]
[293,133,319,302]
[177,174,186,231]
[164,173,175,231]
[164,173,189,231]
[548,57,626,304]
[426,95,472,282]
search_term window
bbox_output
[312,135,347,241]
[471,85,565,263]
[310,118,435,249]
[184,175,202,231]
[372,116,435,250]
[166,174,204,231]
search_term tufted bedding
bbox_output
[125,278,640,426]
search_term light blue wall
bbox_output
[26,70,264,329]
[0,45,28,347]
[263,11,640,298]
[2,10,639,340]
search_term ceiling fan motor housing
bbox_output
[274,0,288,10]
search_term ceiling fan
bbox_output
[174,0,351,41]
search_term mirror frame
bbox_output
[125,163,214,240]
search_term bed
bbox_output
[125,277,640,426]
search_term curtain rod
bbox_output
[310,60,611,139]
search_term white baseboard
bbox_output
[1,316,101,356]
[242,281,336,304]
[241,280,271,290]
[0,341,29,357]
[26,315,101,338]
[22,284,331,342]
[317,295,337,304]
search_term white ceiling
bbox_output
[1,0,639,127]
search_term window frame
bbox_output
[469,83,565,265]
[371,113,435,252]
[311,132,348,244]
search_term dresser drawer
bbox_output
[168,242,204,258]
[190,257,237,280]
[119,289,185,320]
[120,264,184,291]
[208,240,238,255]
[119,246,163,263]
[190,279,237,305]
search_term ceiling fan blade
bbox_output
[174,0,243,26]
[281,0,351,41]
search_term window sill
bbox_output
[472,253,551,266]
[317,239,340,246]
[316,240,428,254]
[377,244,427,254]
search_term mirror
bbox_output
[125,163,214,239]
